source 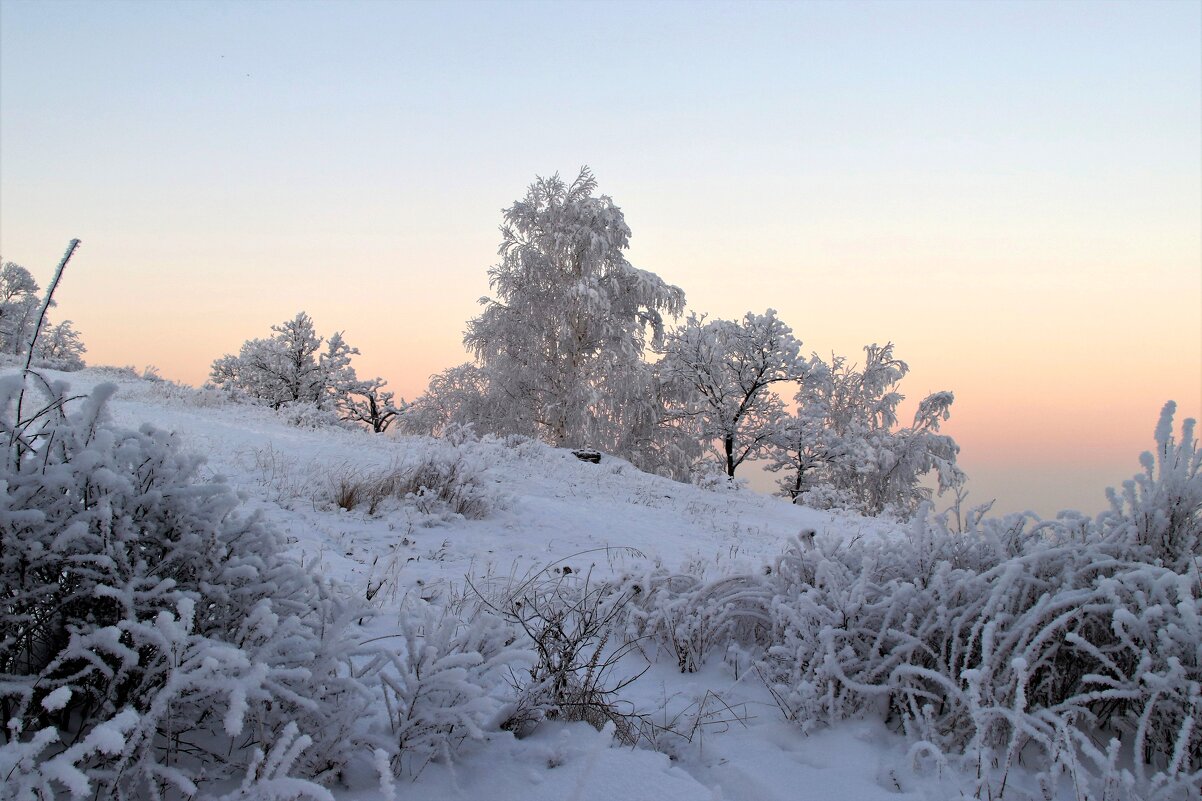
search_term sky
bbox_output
[1,0,1199,517]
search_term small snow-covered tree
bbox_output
[340,376,404,433]
[658,310,804,476]
[766,342,963,516]
[210,312,328,408]
[320,330,362,401]
[34,319,87,370]
[764,398,827,502]
[210,313,396,430]
[462,168,685,457]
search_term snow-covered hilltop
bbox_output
[3,366,1199,800]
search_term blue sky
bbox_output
[2,0,1199,515]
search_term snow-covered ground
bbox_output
[23,367,981,800]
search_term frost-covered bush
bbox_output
[397,364,496,439]
[758,514,1201,799]
[143,375,242,408]
[366,604,528,778]
[278,399,351,431]
[620,569,772,674]
[0,375,370,799]
[615,403,1200,798]
[690,466,746,494]
[325,449,498,521]
[1099,401,1200,570]
[449,560,650,746]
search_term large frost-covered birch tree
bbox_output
[659,310,804,476]
[463,168,685,458]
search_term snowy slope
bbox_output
[28,367,957,800]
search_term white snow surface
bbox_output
[37,367,958,800]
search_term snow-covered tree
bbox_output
[462,168,685,456]
[0,261,40,355]
[340,376,404,433]
[766,342,963,516]
[0,260,86,369]
[34,319,87,370]
[210,312,328,408]
[658,310,804,476]
[210,313,396,430]
[401,363,494,438]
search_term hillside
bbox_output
[9,367,943,800]
[4,366,1198,801]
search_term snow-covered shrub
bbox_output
[86,364,143,379]
[1099,400,1200,570]
[388,452,494,520]
[471,565,647,745]
[619,568,772,673]
[366,603,528,777]
[398,364,495,439]
[0,708,142,801]
[0,375,371,798]
[607,404,1199,798]
[324,450,498,521]
[690,466,746,493]
[209,723,335,801]
[753,511,1201,798]
[143,375,242,408]
[278,399,350,430]
[442,421,479,447]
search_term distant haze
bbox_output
[1,0,1198,519]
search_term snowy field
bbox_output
[11,366,952,800]
[104,367,931,801]
[4,365,1198,801]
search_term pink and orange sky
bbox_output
[1,0,1199,517]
